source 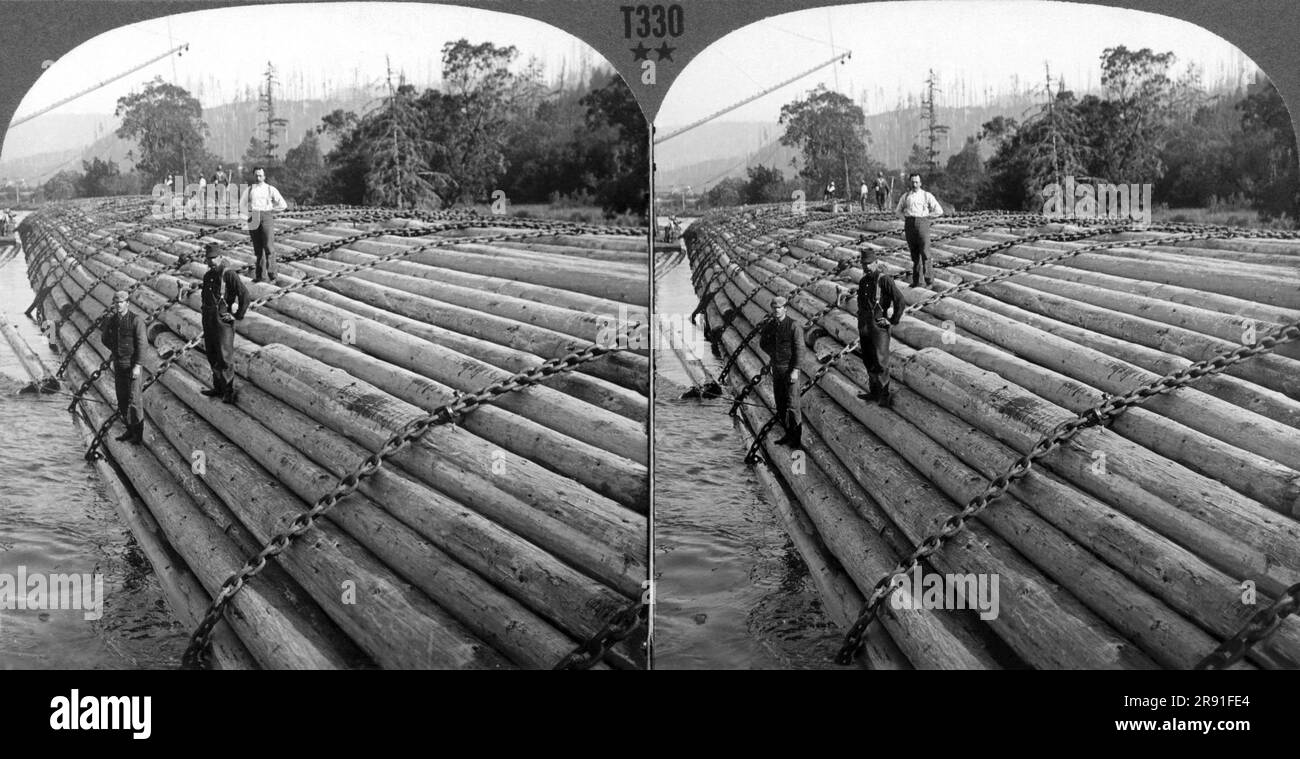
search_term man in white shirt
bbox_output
[894,172,944,287]
[239,167,288,283]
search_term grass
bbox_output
[1152,206,1297,230]
[462,201,644,228]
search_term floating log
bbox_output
[683,207,1300,669]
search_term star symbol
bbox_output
[630,42,651,61]
[655,42,676,62]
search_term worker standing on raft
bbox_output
[200,243,249,404]
[758,295,805,448]
[895,172,944,287]
[856,251,904,408]
[100,290,146,444]
[239,166,288,283]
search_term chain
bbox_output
[1194,583,1300,670]
[552,598,649,670]
[181,320,644,669]
[743,415,782,466]
[728,365,772,417]
[716,314,773,383]
[834,319,1300,665]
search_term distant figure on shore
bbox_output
[100,290,146,444]
[199,244,249,404]
[872,171,889,211]
[825,180,837,203]
[895,172,944,287]
[859,179,870,211]
[855,251,904,408]
[759,295,804,448]
[238,167,288,283]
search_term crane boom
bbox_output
[10,43,190,128]
[654,50,851,145]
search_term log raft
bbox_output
[682,206,1300,669]
[21,198,649,670]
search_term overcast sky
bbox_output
[657,0,1259,130]
[3,2,601,161]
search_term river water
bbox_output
[652,243,841,669]
[0,227,185,669]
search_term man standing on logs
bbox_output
[239,166,288,283]
[895,172,944,287]
[872,171,889,211]
[100,290,146,444]
[200,243,249,404]
[758,296,804,448]
[855,252,905,408]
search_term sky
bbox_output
[3,2,604,161]
[657,0,1260,130]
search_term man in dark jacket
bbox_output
[856,251,905,407]
[200,243,250,403]
[100,290,146,444]
[758,295,805,448]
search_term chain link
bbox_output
[552,598,649,670]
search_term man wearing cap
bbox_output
[200,244,250,403]
[238,166,288,283]
[895,172,944,287]
[758,295,804,448]
[100,290,146,444]
[856,251,906,407]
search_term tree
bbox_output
[255,62,289,167]
[1095,46,1181,179]
[743,164,789,204]
[704,177,746,208]
[934,137,985,211]
[579,73,648,216]
[1235,77,1300,221]
[115,77,214,182]
[78,158,126,197]
[779,85,871,192]
[315,109,367,204]
[435,40,523,203]
[280,131,326,204]
[366,80,444,209]
[43,170,82,201]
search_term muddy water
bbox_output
[0,232,185,669]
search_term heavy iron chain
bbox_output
[716,314,773,384]
[797,230,1225,397]
[728,365,772,417]
[834,318,1300,665]
[1194,582,1300,670]
[181,319,646,669]
[552,597,649,670]
[743,415,782,466]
